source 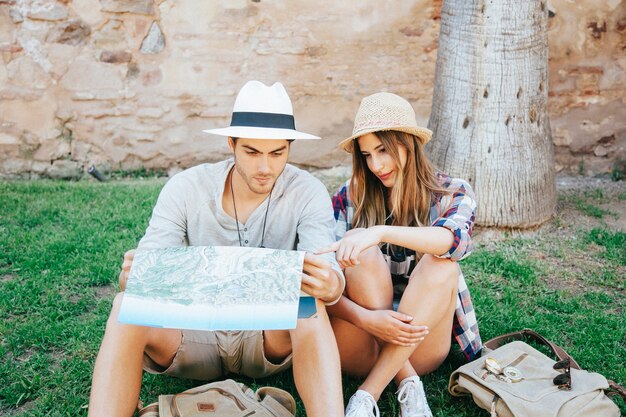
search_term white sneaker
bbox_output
[345,389,380,417]
[396,376,433,417]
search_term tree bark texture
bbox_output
[427,0,556,228]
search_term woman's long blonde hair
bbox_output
[350,130,447,228]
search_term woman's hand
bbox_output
[317,226,384,269]
[360,309,429,346]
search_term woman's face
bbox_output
[357,132,407,188]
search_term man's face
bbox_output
[229,138,290,195]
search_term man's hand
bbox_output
[301,253,343,303]
[118,249,135,291]
[360,309,429,346]
[316,227,384,269]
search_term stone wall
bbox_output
[0,0,624,179]
[548,0,626,176]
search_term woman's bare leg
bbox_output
[358,255,459,399]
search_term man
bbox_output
[88,81,346,417]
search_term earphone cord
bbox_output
[230,171,274,248]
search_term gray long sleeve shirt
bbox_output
[137,159,344,303]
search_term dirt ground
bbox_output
[475,175,626,243]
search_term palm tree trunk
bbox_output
[427,0,556,228]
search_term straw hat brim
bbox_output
[338,125,432,152]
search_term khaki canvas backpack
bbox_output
[448,330,624,417]
[137,379,297,417]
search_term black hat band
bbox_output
[230,112,295,130]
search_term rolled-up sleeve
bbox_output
[297,180,346,305]
[137,174,188,251]
[431,179,477,261]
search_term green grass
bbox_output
[0,180,624,416]
[586,228,626,266]
[559,187,618,219]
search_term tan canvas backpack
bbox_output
[137,379,296,417]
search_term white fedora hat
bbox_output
[338,92,432,152]
[203,80,320,140]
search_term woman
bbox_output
[320,93,482,417]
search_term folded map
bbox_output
[118,246,314,330]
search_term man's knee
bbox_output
[104,292,151,343]
[105,292,125,328]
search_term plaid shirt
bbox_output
[331,173,482,360]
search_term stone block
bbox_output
[159,1,219,36]
[45,159,83,179]
[139,21,165,54]
[47,43,80,80]
[33,138,71,161]
[78,102,118,118]
[4,54,50,87]
[0,133,20,159]
[47,19,91,46]
[100,0,155,15]
[126,16,152,47]
[553,127,572,147]
[92,19,127,48]
[100,50,132,63]
[55,107,75,122]
[0,95,57,136]
[60,57,124,90]
[137,107,165,118]
[70,140,92,161]
[27,1,68,21]
[0,159,31,178]
[0,43,23,53]
[141,67,162,86]
[9,7,24,23]
[594,144,609,157]
[70,0,103,26]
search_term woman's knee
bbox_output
[345,246,389,283]
[357,245,386,265]
[344,247,393,308]
[414,254,458,290]
[345,246,389,282]
[410,346,450,376]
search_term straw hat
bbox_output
[203,80,320,140]
[338,92,432,152]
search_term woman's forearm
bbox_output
[375,225,454,256]
[326,294,369,328]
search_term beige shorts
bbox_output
[143,330,292,381]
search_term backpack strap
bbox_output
[607,380,626,399]
[136,402,159,417]
[256,386,296,417]
[483,328,581,370]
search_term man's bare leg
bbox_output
[265,300,344,417]
[88,293,182,417]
